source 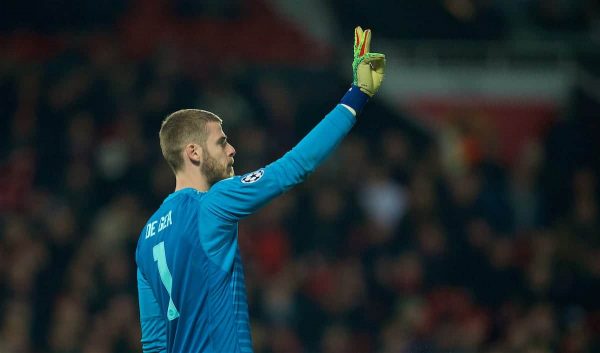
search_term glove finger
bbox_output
[354,26,363,54]
[356,53,383,66]
[363,53,385,61]
[363,53,386,74]
[363,53,385,63]
[361,29,371,56]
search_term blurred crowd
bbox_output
[3,0,600,40]
[1,1,600,353]
[334,0,600,41]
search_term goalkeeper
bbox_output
[135,26,385,353]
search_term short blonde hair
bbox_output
[159,109,222,173]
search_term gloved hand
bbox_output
[352,26,386,97]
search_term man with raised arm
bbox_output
[135,26,385,353]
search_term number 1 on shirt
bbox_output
[153,241,180,321]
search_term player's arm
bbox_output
[202,26,386,223]
[137,269,167,353]
[201,105,352,222]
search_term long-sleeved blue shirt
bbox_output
[135,104,356,353]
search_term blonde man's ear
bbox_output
[184,144,203,165]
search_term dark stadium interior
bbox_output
[1,0,599,352]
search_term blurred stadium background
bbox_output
[1,0,600,352]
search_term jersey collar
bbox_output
[163,188,205,204]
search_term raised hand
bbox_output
[353,26,386,97]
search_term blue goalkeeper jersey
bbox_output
[135,105,355,353]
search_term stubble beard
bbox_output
[202,150,233,186]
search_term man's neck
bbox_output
[174,171,210,192]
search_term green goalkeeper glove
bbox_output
[352,26,386,97]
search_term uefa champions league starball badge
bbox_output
[241,169,265,184]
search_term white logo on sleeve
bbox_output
[241,169,265,184]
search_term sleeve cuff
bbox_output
[340,85,369,114]
[340,104,356,116]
